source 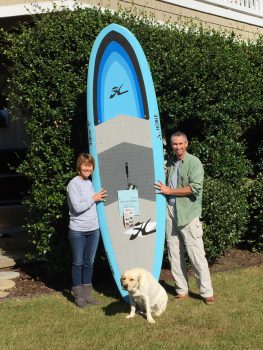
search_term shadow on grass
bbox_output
[160,280,202,301]
[160,279,175,295]
[102,300,129,316]
[93,259,121,300]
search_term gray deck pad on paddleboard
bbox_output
[96,115,157,273]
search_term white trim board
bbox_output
[0,0,262,27]
[164,0,263,26]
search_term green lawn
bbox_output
[0,266,262,350]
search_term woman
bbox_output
[67,153,107,307]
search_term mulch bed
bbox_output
[2,248,263,300]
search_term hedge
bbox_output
[1,4,262,269]
[245,173,263,253]
[202,177,248,262]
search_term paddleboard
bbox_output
[87,24,166,301]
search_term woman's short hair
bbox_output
[76,153,95,174]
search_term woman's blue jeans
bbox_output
[68,228,100,287]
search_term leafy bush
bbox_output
[202,177,248,263]
[2,6,112,268]
[1,5,262,269]
[245,173,263,252]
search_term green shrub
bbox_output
[202,177,249,263]
[2,6,109,268]
[1,5,262,268]
[245,173,263,252]
[189,134,251,183]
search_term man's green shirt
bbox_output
[167,151,204,226]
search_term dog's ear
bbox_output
[137,272,145,288]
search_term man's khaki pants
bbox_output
[166,205,213,298]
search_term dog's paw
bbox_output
[154,310,163,317]
[126,314,135,319]
[147,318,156,324]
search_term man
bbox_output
[154,131,214,304]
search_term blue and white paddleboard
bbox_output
[87,24,166,301]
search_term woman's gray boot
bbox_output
[82,284,99,305]
[72,286,88,308]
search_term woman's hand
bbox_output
[92,188,107,202]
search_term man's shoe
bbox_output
[204,296,215,305]
[175,293,188,300]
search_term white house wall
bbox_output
[0,0,262,40]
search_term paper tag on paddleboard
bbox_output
[118,189,139,216]
[123,207,135,228]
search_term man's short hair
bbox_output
[170,131,188,141]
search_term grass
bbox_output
[0,266,262,350]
